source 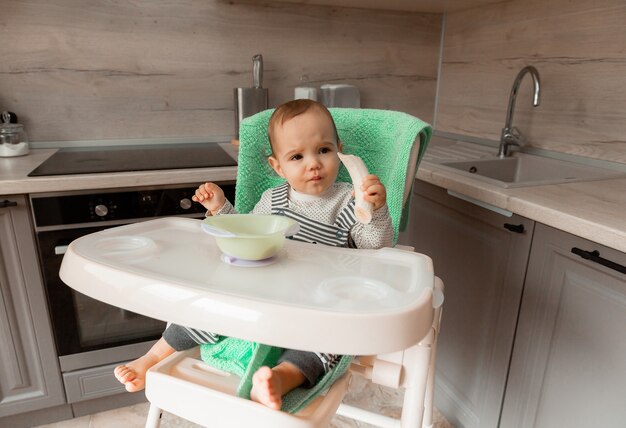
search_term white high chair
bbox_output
[59,108,443,428]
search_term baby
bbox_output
[114,99,393,410]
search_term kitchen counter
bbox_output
[0,138,624,253]
[0,142,239,194]
[418,137,626,253]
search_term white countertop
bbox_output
[1,139,624,253]
[0,142,239,194]
[418,138,626,253]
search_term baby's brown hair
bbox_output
[267,99,339,153]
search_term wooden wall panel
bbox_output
[0,0,440,142]
[437,0,626,164]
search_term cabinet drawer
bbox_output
[501,224,626,428]
[63,362,127,403]
[0,195,65,417]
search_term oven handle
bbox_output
[1,200,18,209]
[54,245,69,255]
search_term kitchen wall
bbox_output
[436,0,626,164]
[0,0,441,143]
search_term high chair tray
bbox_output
[60,217,435,355]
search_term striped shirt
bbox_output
[218,182,393,250]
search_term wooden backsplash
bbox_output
[436,0,626,164]
[0,0,440,143]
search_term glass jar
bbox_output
[0,122,30,157]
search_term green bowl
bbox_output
[201,214,299,260]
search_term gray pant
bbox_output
[162,323,329,387]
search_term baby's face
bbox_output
[268,109,340,196]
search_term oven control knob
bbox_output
[94,204,109,217]
[179,198,192,210]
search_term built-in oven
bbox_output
[30,182,235,404]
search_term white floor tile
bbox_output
[89,403,149,428]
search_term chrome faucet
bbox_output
[498,66,541,158]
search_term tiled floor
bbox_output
[35,376,453,428]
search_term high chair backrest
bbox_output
[235,108,432,243]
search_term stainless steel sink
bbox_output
[440,152,624,188]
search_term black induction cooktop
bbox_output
[28,143,237,176]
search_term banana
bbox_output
[337,152,373,224]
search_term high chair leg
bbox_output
[400,340,432,428]
[421,336,438,428]
[145,403,163,428]
[422,277,444,428]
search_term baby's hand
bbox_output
[360,175,386,211]
[192,182,226,215]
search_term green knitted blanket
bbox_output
[235,108,432,244]
[200,337,352,414]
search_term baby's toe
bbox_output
[115,367,135,382]
[125,379,144,392]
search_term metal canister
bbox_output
[234,54,269,138]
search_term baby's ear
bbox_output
[338,141,344,153]
[268,156,285,178]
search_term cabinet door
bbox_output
[399,181,534,428]
[0,195,65,417]
[500,223,626,428]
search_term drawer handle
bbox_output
[571,247,626,275]
[54,245,69,255]
[504,223,525,233]
[0,200,18,209]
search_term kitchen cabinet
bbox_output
[398,180,535,428]
[0,196,65,418]
[500,223,626,428]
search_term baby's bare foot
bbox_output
[114,353,160,392]
[250,366,283,410]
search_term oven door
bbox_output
[37,226,167,358]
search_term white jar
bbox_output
[0,123,29,157]
[294,87,318,101]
